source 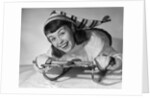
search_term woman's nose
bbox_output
[57,37,64,45]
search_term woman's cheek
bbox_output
[52,42,58,48]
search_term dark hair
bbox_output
[44,20,89,58]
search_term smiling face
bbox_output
[46,25,75,53]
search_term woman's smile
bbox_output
[59,41,69,49]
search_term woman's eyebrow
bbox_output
[57,27,64,34]
[47,34,53,38]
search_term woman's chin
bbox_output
[62,48,72,53]
[59,46,71,53]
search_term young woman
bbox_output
[33,10,122,83]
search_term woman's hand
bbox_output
[106,57,122,71]
[33,54,53,73]
[33,54,66,80]
[94,53,122,71]
[94,54,111,70]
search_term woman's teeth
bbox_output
[61,42,68,48]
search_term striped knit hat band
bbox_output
[44,10,111,30]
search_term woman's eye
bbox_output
[60,32,65,36]
[50,37,56,42]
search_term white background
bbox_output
[0,0,149,98]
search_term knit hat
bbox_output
[44,10,111,30]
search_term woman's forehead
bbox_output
[46,26,68,37]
